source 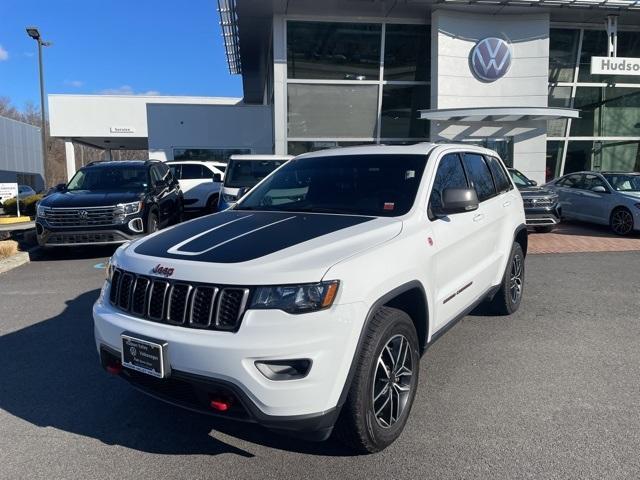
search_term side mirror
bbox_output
[237,186,250,198]
[441,188,479,215]
[212,173,222,183]
[592,185,607,193]
[55,183,66,192]
[528,180,538,186]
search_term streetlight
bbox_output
[25,26,51,185]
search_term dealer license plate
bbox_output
[121,333,169,379]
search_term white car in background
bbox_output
[166,161,225,213]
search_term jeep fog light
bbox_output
[255,359,312,380]
[249,281,339,313]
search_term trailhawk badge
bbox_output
[151,264,174,277]
[470,37,512,82]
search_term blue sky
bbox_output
[0,0,243,110]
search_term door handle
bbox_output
[502,200,511,207]
[473,213,485,222]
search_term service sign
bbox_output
[591,56,640,76]
[0,182,18,203]
[109,126,136,134]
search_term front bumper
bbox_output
[524,205,561,227]
[93,286,365,435]
[36,219,145,246]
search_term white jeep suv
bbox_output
[94,143,527,453]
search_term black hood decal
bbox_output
[134,210,374,263]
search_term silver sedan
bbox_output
[545,171,640,235]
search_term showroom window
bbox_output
[547,27,640,178]
[285,20,430,155]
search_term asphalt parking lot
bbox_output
[1,248,639,479]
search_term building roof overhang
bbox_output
[420,106,580,122]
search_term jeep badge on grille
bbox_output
[151,264,174,277]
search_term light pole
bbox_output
[26,26,51,186]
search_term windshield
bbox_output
[603,174,640,192]
[236,154,427,217]
[225,160,287,188]
[509,169,531,187]
[67,166,149,192]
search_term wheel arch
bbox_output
[335,281,430,411]
[514,223,528,257]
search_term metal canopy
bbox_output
[437,0,640,9]
[420,106,580,122]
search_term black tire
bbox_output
[334,306,419,454]
[610,207,634,236]
[487,241,525,315]
[146,211,159,234]
[534,226,554,233]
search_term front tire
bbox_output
[146,212,159,234]
[334,306,419,454]
[487,241,525,315]
[610,207,634,236]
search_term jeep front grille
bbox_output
[42,206,117,227]
[109,268,249,332]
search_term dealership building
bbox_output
[0,115,44,191]
[50,0,640,185]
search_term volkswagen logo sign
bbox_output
[470,37,512,82]
[77,210,89,220]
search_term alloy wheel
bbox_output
[611,209,633,235]
[509,253,523,304]
[372,334,413,429]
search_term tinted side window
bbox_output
[559,174,583,188]
[485,156,512,193]
[150,166,162,185]
[429,153,468,214]
[582,174,607,191]
[181,164,206,179]
[168,165,181,179]
[462,153,497,202]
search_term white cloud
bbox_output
[64,79,84,88]
[98,85,160,96]
[24,51,34,58]
[0,45,9,61]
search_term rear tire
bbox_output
[487,241,525,315]
[610,207,634,236]
[334,306,419,454]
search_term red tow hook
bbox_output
[106,362,123,375]
[209,396,233,412]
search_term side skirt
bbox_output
[425,284,500,350]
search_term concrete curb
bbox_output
[0,251,30,275]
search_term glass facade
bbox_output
[547,28,640,180]
[286,21,430,155]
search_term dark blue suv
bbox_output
[36,160,183,247]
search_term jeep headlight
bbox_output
[105,258,114,283]
[249,281,339,314]
[115,201,143,215]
